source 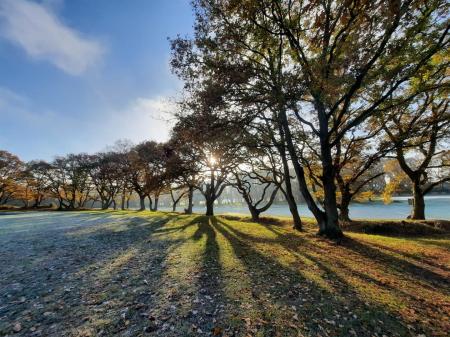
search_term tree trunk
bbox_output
[112,199,117,210]
[316,99,343,238]
[205,198,214,216]
[279,109,325,230]
[121,192,126,210]
[152,196,159,211]
[319,149,343,237]
[101,199,109,210]
[276,128,302,230]
[185,186,194,214]
[339,192,352,222]
[147,195,153,211]
[249,205,260,221]
[139,195,146,211]
[411,181,425,220]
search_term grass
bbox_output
[0,210,449,336]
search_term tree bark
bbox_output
[411,180,425,220]
[205,197,214,216]
[139,195,146,211]
[320,139,342,237]
[339,195,351,223]
[147,195,153,211]
[121,190,126,210]
[152,196,159,211]
[248,205,260,221]
[313,99,343,238]
[277,145,302,230]
[185,186,194,214]
[279,110,326,224]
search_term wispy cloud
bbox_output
[0,87,173,160]
[0,0,105,75]
[98,96,174,145]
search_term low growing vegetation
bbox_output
[0,211,448,336]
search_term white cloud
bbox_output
[100,97,175,144]
[0,0,104,75]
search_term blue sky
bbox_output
[0,0,193,161]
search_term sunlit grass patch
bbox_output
[0,211,448,336]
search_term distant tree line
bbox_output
[1,1,449,238]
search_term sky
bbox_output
[0,0,194,161]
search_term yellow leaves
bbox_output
[354,191,374,203]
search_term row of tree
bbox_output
[1,1,448,238]
[168,0,449,237]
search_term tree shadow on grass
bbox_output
[207,217,412,337]
[0,212,184,336]
[211,217,445,336]
[340,237,450,288]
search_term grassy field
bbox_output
[0,211,449,337]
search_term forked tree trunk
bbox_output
[248,205,260,221]
[279,109,328,232]
[318,114,342,238]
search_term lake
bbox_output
[160,196,450,220]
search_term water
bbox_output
[160,196,450,220]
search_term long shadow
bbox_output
[220,219,449,300]
[341,237,450,288]
[0,212,183,336]
[217,217,450,290]
[410,236,450,249]
[215,218,450,336]
[357,239,450,273]
[209,217,410,337]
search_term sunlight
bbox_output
[208,154,217,166]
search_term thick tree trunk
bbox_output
[338,189,352,222]
[112,199,117,210]
[139,195,146,211]
[315,99,343,238]
[411,181,425,220]
[319,146,343,238]
[185,186,194,214]
[339,201,351,223]
[205,198,214,216]
[249,205,260,222]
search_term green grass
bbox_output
[0,210,449,336]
